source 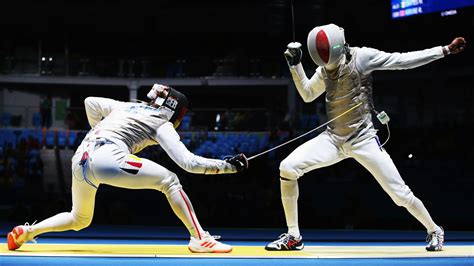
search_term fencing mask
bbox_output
[307,24,346,67]
[147,84,189,128]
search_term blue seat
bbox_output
[45,131,56,148]
[1,129,17,149]
[194,146,206,156]
[227,133,238,140]
[182,138,191,146]
[57,131,67,148]
[1,112,12,127]
[16,129,32,143]
[68,131,79,148]
[178,115,192,131]
[239,142,250,153]
[32,112,42,128]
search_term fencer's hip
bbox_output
[72,137,129,188]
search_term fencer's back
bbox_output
[84,103,169,154]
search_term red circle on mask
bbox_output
[316,30,330,64]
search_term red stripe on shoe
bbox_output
[15,226,23,237]
[125,161,142,168]
[201,241,208,247]
[209,243,217,248]
[179,190,202,240]
[7,232,19,250]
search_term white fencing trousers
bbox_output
[279,131,439,233]
[31,139,205,239]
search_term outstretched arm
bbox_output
[285,42,326,103]
[358,37,466,74]
[156,122,244,174]
[84,97,125,128]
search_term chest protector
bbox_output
[321,48,375,143]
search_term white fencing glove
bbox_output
[147,84,170,106]
[284,42,302,67]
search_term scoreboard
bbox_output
[391,0,474,19]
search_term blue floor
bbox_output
[1,256,474,266]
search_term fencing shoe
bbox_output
[188,231,232,253]
[265,233,304,251]
[7,223,36,250]
[426,227,444,251]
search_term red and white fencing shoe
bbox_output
[188,231,232,253]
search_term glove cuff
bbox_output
[443,45,451,56]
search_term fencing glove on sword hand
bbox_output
[225,154,248,172]
[284,42,302,67]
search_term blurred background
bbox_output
[0,0,472,232]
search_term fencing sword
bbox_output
[290,0,296,42]
[247,102,362,161]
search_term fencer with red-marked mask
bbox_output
[270,24,466,252]
[307,24,346,70]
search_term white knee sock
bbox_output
[30,212,78,239]
[281,179,300,238]
[405,197,440,233]
[167,190,205,239]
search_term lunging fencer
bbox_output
[7,84,248,253]
[265,24,466,251]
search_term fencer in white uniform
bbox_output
[7,84,248,253]
[265,24,466,252]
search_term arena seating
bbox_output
[0,128,81,151]
[0,128,274,159]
